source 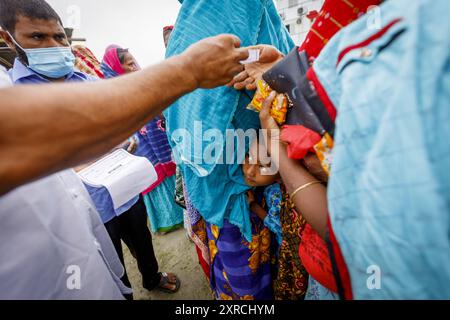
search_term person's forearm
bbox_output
[271,141,328,238]
[250,202,268,221]
[0,55,196,195]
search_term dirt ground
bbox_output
[123,227,213,300]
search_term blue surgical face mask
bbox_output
[8,32,75,79]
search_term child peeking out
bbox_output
[243,138,309,300]
[243,138,283,247]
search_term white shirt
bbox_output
[0,67,130,299]
[0,65,11,87]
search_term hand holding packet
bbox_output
[247,79,290,125]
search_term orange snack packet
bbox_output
[313,133,334,175]
[247,79,289,125]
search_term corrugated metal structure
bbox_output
[275,0,324,45]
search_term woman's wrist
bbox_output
[268,138,287,167]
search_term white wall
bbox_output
[275,0,324,46]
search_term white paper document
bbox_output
[78,149,157,209]
[240,49,260,65]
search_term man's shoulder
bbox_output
[71,70,99,83]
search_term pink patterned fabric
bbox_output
[102,45,125,75]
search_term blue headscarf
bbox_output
[164,0,294,241]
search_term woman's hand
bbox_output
[229,45,284,91]
[126,141,137,154]
[247,190,268,220]
[247,190,256,205]
[259,91,281,141]
[303,154,329,183]
[126,137,138,154]
[259,91,286,168]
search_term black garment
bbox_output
[104,197,161,293]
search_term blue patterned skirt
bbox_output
[207,214,274,300]
[142,176,184,233]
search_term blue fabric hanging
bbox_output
[164,0,294,241]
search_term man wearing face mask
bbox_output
[1,3,89,85]
[0,0,136,300]
[2,1,185,298]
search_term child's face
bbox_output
[242,140,279,187]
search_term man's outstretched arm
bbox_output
[0,34,249,195]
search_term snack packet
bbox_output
[247,79,289,125]
[313,133,334,175]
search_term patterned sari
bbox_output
[185,187,274,300]
[184,188,211,279]
[72,45,104,79]
[207,214,273,301]
[274,194,309,300]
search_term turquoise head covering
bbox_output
[164,0,294,241]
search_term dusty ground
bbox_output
[123,227,213,300]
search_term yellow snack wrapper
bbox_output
[247,80,289,125]
[313,133,334,175]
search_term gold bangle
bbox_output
[290,181,322,200]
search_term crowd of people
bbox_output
[0,0,449,300]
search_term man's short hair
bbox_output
[0,0,63,34]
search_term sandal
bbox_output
[157,272,181,294]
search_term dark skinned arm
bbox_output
[259,92,328,239]
[0,34,249,195]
